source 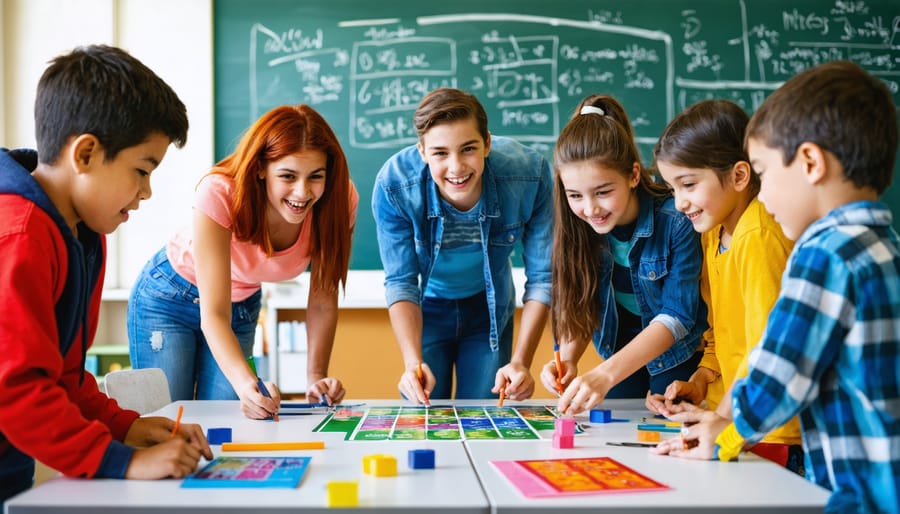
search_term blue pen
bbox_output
[256,377,277,421]
[318,393,331,407]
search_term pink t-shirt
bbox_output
[167,173,359,302]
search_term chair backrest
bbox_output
[102,368,172,415]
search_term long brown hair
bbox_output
[551,94,667,345]
[209,104,353,292]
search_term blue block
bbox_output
[590,409,611,423]
[408,449,435,469]
[207,427,233,445]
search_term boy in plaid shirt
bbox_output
[653,60,900,513]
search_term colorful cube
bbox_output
[206,427,232,445]
[553,433,574,449]
[372,455,398,477]
[408,449,435,469]
[589,409,612,423]
[326,480,358,507]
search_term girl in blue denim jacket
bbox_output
[541,94,706,414]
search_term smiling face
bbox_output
[656,161,740,234]
[418,118,490,211]
[72,132,171,234]
[263,149,327,226]
[557,160,640,234]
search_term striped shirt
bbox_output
[731,201,900,513]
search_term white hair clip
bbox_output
[580,105,605,116]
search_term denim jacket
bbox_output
[594,189,707,374]
[372,136,553,352]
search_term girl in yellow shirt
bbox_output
[647,99,804,474]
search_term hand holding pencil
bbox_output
[399,361,432,406]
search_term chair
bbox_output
[102,368,172,415]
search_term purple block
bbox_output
[408,449,435,469]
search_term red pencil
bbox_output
[171,404,184,438]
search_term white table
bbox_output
[467,399,830,513]
[5,400,488,514]
[6,399,829,513]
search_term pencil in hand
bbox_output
[256,377,279,421]
[553,343,564,395]
[498,381,507,407]
[416,362,430,406]
[171,404,184,438]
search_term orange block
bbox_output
[636,429,661,442]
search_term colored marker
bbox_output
[498,381,507,407]
[636,423,681,433]
[606,441,658,448]
[171,404,183,438]
[553,343,564,395]
[318,393,331,407]
[257,377,279,421]
[222,441,325,451]
[416,362,430,406]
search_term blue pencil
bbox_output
[256,377,277,421]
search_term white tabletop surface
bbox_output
[5,400,488,514]
[5,399,830,513]
[466,399,830,513]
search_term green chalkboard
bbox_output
[214,0,900,270]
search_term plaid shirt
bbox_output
[731,201,900,514]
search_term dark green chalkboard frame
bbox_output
[214,0,900,269]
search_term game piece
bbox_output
[408,449,435,469]
[552,432,574,449]
[555,417,575,436]
[362,454,391,474]
[636,429,661,442]
[491,457,669,497]
[207,427,232,445]
[313,404,584,441]
[372,455,398,477]
[181,456,311,488]
[326,480,358,507]
[590,409,611,423]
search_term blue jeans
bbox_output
[127,248,261,401]
[420,291,512,399]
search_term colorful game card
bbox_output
[491,457,669,497]
[181,456,311,488]
[313,404,578,441]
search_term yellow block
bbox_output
[326,480,358,507]
[362,453,392,474]
[372,455,398,477]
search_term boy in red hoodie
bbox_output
[0,44,212,506]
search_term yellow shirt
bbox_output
[699,198,802,445]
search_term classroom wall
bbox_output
[1,0,587,399]
[1,0,214,290]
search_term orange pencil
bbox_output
[171,404,184,438]
[416,362,430,406]
[497,382,507,407]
